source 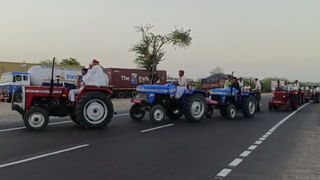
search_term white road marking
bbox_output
[213,103,310,179]
[216,168,232,177]
[228,158,243,167]
[0,113,130,133]
[141,124,175,133]
[259,137,266,141]
[262,134,269,138]
[248,145,258,150]
[114,113,129,117]
[0,144,89,169]
[240,151,251,157]
[265,131,272,135]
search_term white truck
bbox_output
[0,65,81,102]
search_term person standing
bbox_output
[253,78,262,112]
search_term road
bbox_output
[0,94,318,180]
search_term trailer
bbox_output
[104,68,167,98]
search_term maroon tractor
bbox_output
[268,90,300,111]
[11,58,114,131]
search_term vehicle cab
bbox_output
[0,72,30,102]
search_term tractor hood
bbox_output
[136,83,176,94]
[210,88,238,96]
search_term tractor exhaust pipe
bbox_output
[50,57,56,95]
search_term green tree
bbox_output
[60,57,81,66]
[131,24,192,83]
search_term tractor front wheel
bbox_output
[75,92,114,129]
[206,106,214,118]
[243,96,256,118]
[24,107,49,131]
[226,104,237,120]
[150,105,166,124]
[130,104,145,121]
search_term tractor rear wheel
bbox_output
[75,91,114,129]
[130,104,145,121]
[243,96,256,118]
[183,94,206,122]
[150,105,166,123]
[24,107,49,131]
[226,104,237,120]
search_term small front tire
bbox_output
[130,104,145,121]
[150,105,166,124]
[226,104,237,120]
[24,107,49,131]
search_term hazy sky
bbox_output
[0,0,319,81]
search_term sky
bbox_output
[0,0,319,81]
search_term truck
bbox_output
[104,68,167,98]
[0,65,81,102]
[0,72,30,102]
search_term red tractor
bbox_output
[11,58,114,131]
[268,90,300,111]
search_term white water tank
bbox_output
[28,65,81,86]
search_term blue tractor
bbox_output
[207,88,257,120]
[130,83,207,123]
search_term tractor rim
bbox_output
[230,108,236,118]
[249,101,256,114]
[191,100,205,118]
[83,99,108,124]
[28,112,45,128]
[153,109,164,122]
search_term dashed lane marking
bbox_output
[214,103,310,179]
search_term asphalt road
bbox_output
[0,94,318,180]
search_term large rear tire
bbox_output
[24,107,49,131]
[243,96,256,118]
[130,104,145,121]
[75,91,114,129]
[183,94,207,122]
[150,105,166,124]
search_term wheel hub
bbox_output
[84,99,108,124]
[191,100,205,118]
[28,113,45,128]
[153,109,164,122]
[249,101,256,114]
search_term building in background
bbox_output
[201,73,230,90]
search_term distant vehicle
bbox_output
[0,66,81,102]
[104,68,167,98]
[0,72,30,102]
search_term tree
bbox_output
[210,66,224,75]
[131,24,192,83]
[60,57,81,66]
